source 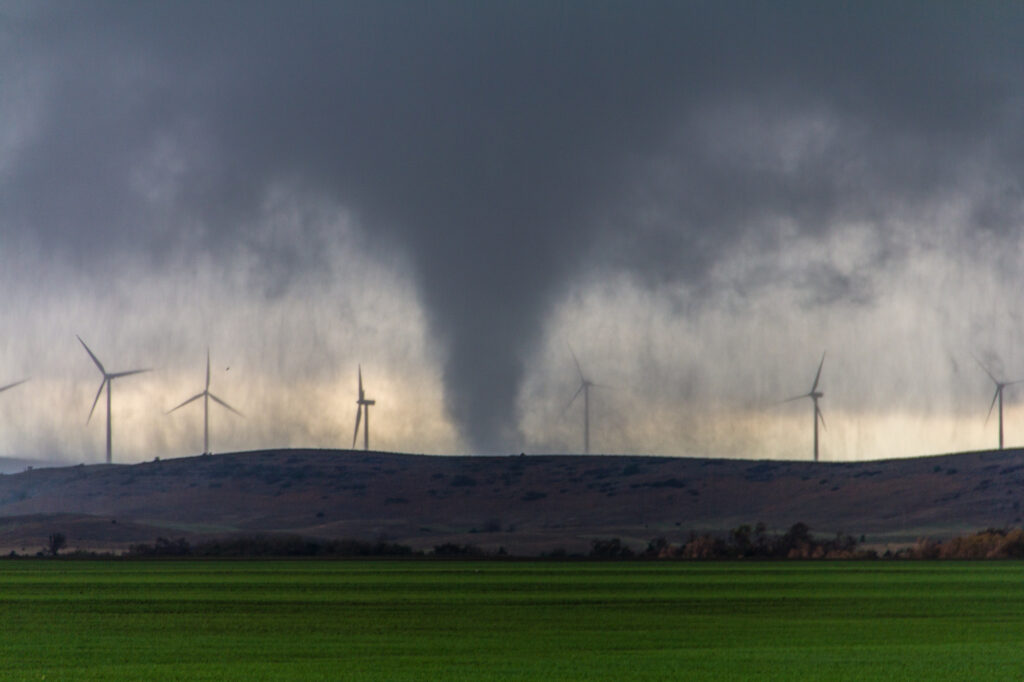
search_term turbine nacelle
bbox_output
[781,390,823,404]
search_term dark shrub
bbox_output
[589,538,634,559]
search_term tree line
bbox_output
[14,524,1024,559]
[590,522,870,560]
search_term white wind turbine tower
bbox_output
[782,352,826,462]
[78,335,149,464]
[352,365,376,451]
[167,348,242,454]
[974,355,1022,451]
[565,348,606,455]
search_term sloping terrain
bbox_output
[0,457,68,475]
[1,448,1022,554]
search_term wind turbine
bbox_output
[78,335,149,464]
[565,348,605,455]
[167,348,242,454]
[974,355,1023,450]
[352,365,375,451]
[782,352,826,462]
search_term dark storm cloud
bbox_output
[4,1,1023,451]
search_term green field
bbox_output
[1,560,1023,680]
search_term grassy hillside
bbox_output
[1,448,1023,553]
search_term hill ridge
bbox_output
[2,447,1022,553]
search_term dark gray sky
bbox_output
[2,1,1023,461]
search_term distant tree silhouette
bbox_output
[730,525,753,557]
[775,522,812,557]
[644,537,669,557]
[589,538,634,559]
[47,532,67,556]
[432,543,484,557]
[680,533,727,559]
[909,528,1024,559]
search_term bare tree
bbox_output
[47,532,67,557]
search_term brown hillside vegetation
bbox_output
[1,448,1022,554]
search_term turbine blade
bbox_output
[77,335,105,374]
[817,406,827,431]
[208,392,243,417]
[811,352,825,392]
[568,344,584,382]
[109,368,150,379]
[778,393,812,405]
[0,379,27,394]
[167,392,204,414]
[986,387,1000,424]
[561,384,585,416]
[352,406,362,448]
[358,365,363,400]
[973,353,999,385]
[206,348,211,390]
[87,379,106,423]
